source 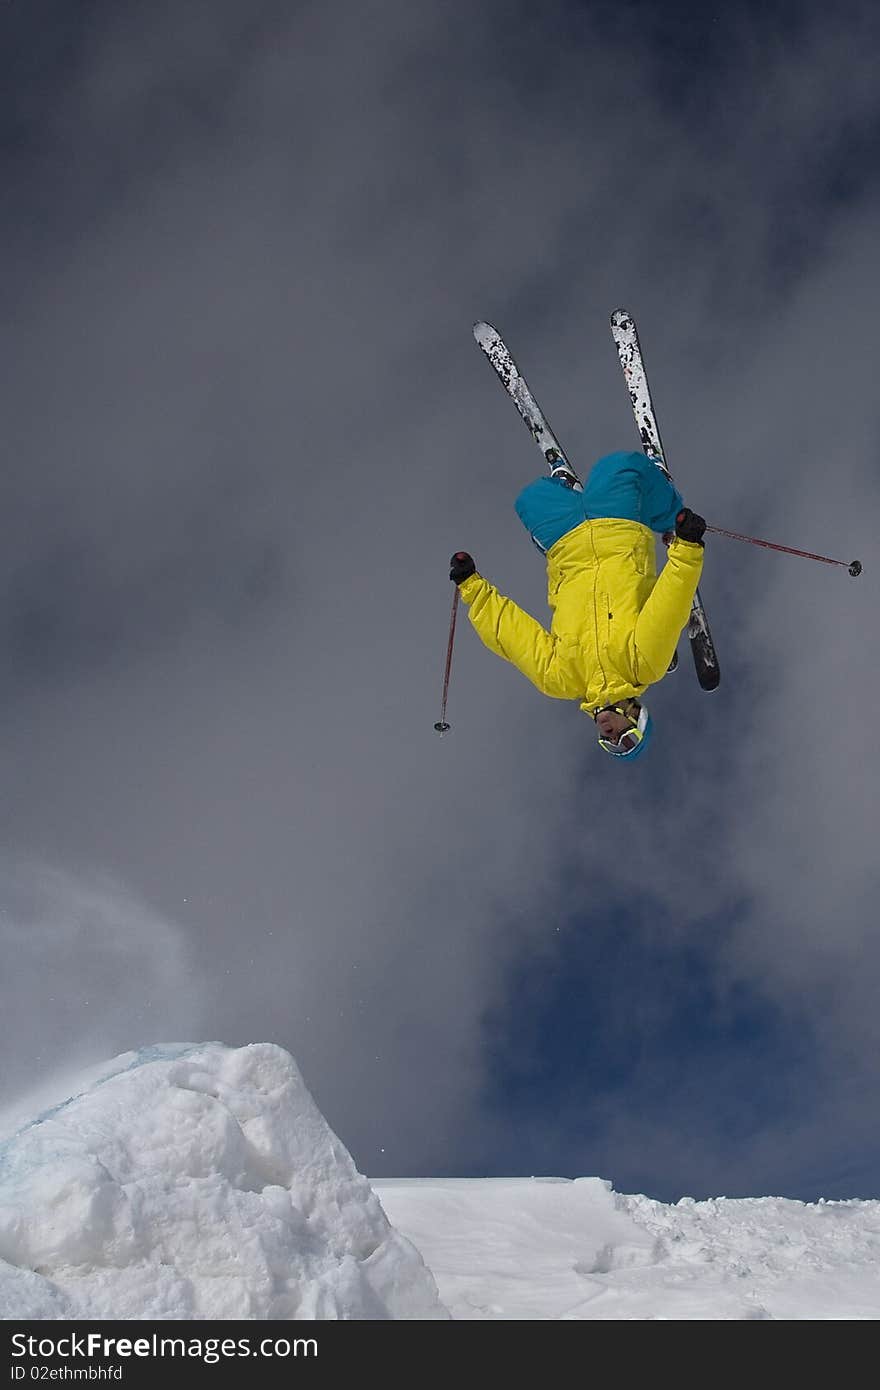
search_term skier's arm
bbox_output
[458,573,577,699]
[631,538,704,682]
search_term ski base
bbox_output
[473,322,580,479]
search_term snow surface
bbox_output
[375,1178,880,1319]
[2,1042,880,1321]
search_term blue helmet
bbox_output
[596,703,653,762]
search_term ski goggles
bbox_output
[594,704,647,758]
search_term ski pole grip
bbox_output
[849,560,862,577]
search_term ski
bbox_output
[610,309,720,692]
[472,321,580,480]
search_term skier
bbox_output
[449,450,706,760]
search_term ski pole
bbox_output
[705,525,862,577]
[434,587,460,735]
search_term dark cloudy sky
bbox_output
[1,0,879,1203]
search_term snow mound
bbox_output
[0,1042,448,1320]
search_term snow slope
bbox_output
[375,1177,880,1319]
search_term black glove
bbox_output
[449,551,476,584]
[675,508,706,545]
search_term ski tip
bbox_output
[473,320,498,342]
[610,308,633,329]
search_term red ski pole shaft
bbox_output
[705,525,862,577]
[434,587,460,735]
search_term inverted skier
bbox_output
[449,450,707,761]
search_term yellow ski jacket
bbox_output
[458,517,704,715]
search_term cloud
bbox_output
[0,856,206,1129]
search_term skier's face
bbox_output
[595,708,636,745]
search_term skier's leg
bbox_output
[458,574,580,699]
[582,450,683,534]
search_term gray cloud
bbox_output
[0,855,207,1124]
